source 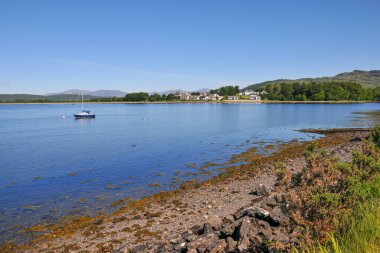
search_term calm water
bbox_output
[0,103,378,243]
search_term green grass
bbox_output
[291,127,380,253]
[302,200,380,253]
[298,183,380,253]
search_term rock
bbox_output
[235,216,252,240]
[257,220,270,229]
[274,193,285,203]
[243,206,270,220]
[222,214,234,225]
[129,244,149,253]
[173,242,186,251]
[156,244,174,253]
[272,230,290,244]
[237,236,250,252]
[205,239,227,253]
[186,234,218,253]
[186,249,198,253]
[221,219,241,238]
[250,195,264,204]
[190,224,203,235]
[258,226,273,239]
[202,222,214,235]
[225,237,237,252]
[252,184,271,196]
[241,206,280,227]
[182,230,198,242]
[270,207,287,226]
[265,197,278,207]
[207,215,223,231]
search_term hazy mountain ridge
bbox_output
[0,94,99,102]
[243,70,380,91]
[46,89,126,97]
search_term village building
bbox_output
[180,93,190,100]
[208,94,222,100]
[243,90,255,96]
[249,94,261,100]
[189,95,200,100]
[227,96,239,100]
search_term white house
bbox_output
[243,90,255,96]
[249,94,261,100]
[189,95,200,100]
[208,94,222,100]
[227,96,239,100]
[180,93,190,100]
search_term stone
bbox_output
[252,184,271,196]
[265,197,278,207]
[274,193,285,203]
[222,214,234,225]
[272,230,290,243]
[156,244,174,253]
[190,224,203,235]
[258,226,273,239]
[207,215,223,231]
[186,249,198,253]
[181,230,193,240]
[270,207,287,226]
[174,242,187,251]
[205,239,227,253]
[187,234,218,253]
[129,244,149,253]
[237,236,250,252]
[235,216,252,240]
[221,219,240,238]
[242,206,270,220]
[225,237,237,252]
[202,222,214,235]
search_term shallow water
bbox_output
[0,103,378,243]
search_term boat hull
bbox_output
[74,114,95,119]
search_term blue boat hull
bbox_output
[74,114,96,119]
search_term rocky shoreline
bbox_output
[2,128,372,253]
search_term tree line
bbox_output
[257,82,380,101]
[210,85,240,96]
[88,92,181,102]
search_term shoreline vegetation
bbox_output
[2,80,380,104]
[2,127,380,252]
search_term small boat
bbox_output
[74,91,95,119]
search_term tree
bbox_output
[166,93,177,101]
[149,93,162,101]
[124,92,149,102]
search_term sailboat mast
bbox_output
[81,90,84,111]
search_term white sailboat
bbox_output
[73,91,95,119]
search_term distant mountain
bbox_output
[194,88,211,93]
[46,89,126,97]
[0,94,99,102]
[150,88,210,95]
[157,89,188,95]
[243,70,380,91]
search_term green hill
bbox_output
[0,94,100,102]
[244,70,380,91]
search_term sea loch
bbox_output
[0,103,378,243]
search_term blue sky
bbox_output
[1,0,379,94]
